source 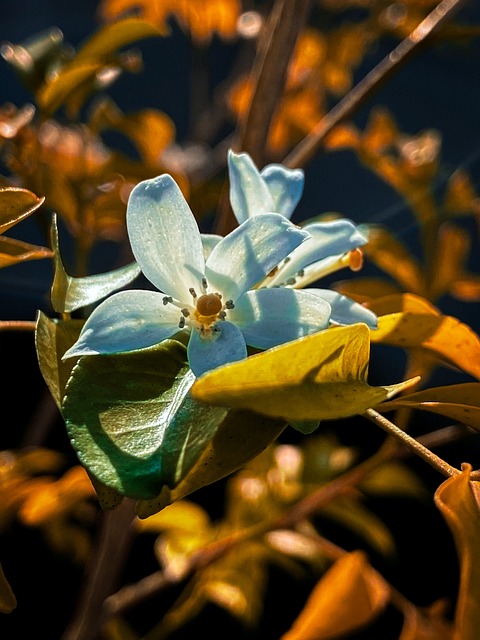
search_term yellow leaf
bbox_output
[281,551,390,640]
[380,383,480,432]
[0,562,16,614]
[434,465,480,640]
[192,324,416,421]
[371,313,480,380]
[0,187,45,233]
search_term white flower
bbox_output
[227,150,378,329]
[64,174,333,376]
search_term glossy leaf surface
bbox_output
[62,341,227,499]
[192,324,415,421]
[0,187,45,233]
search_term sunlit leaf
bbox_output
[35,311,84,410]
[0,186,45,233]
[62,341,228,499]
[366,293,439,317]
[362,225,427,295]
[434,465,480,640]
[0,562,16,614]
[37,61,104,116]
[72,17,168,63]
[191,324,416,421]
[371,312,480,380]
[50,214,141,313]
[137,500,211,534]
[136,410,286,518]
[379,383,480,431]
[0,235,52,268]
[280,551,390,639]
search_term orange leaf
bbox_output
[379,383,480,431]
[281,551,390,640]
[434,465,480,640]
[371,312,480,380]
[366,293,439,317]
[0,235,53,268]
[0,187,45,233]
[363,226,426,295]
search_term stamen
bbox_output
[163,296,173,305]
[189,287,197,299]
[201,277,208,293]
[225,300,235,309]
[218,311,226,319]
[349,248,364,272]
[181,308,190,317]
[286,277,296,285]
[178,317,186,329]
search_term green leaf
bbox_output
[62,341,227,499]
[191,324,415,421]
[136,410,287,518]
[35,311,84,410]
[50,214,141,313]
[379,383,480,432]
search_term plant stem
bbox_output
[364,409,460,478]
[283,0,470,169]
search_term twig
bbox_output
[214,0,312,235]
[0,320,36,331]
[364,409,460,478]
[61,499,137,640]
[283,0,470,169]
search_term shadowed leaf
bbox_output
[0,235,52,268]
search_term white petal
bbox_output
[205,213,310,301]
[201,233,223,261]
[260,164,304,219]
[228,150,274,224]
[62,290,181,359]
[126,174,205,302]
[230,288,331,349]
[307,289,378,328]
[187,321,247,377]
[267,219,366,286]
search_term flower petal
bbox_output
[307,289,378,328]
[126,174,205,302]
[187,321,247,377]
[62,290,180,359]
[228,150,274,224]
[267,219,367,286]
[230,288,331,349]
[260,163,304,219]
[205,213,310,301]
[201,233,223,260]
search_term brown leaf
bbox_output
[0,187,45,233]
[0,562,16,614]
[0,235,52,268]
[281,551,390,640]
[434,465,480,640]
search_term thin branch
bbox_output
[283,0,470,169]
[214,0,312,235]
[364,409,460,478]
[0,320,36,331]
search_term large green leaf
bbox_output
[137,410,286,517]
[50,214,141,313]
[62,341,227,499]
[191,324,414,421]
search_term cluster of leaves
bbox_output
[1,1,480,639]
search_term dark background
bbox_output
[1,1,480,638]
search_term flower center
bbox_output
[196,293,223,317]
